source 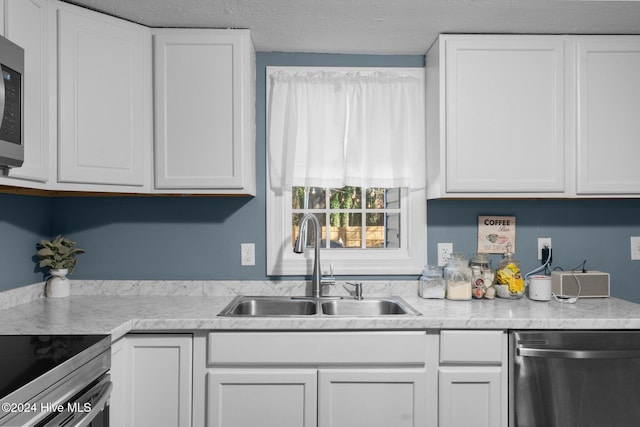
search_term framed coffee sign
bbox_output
[477,215,516,254]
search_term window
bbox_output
[292,186,402,249]
[266,67,426,276]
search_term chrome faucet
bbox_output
[293,213,335,297]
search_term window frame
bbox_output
[266,66,426,276]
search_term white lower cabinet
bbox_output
[318,368,427,427]
[439,367,503,427]
[200,331,435,427]
[111,333,193,427]
[110,330,509,427]
[207,369,317,427]
[438,330,507,427]
[206,368,427,427]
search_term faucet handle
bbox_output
[320,263,335,290]
[346,282,363,300]
[321,276,336,287]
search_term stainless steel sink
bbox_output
[217,295,420,317]
[218,296,318,316]
[320,298,420,316]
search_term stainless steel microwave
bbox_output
[0,35,23,170]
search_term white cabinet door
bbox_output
[109,337,125,427]
[207,369,317,427]
[55,1,150,188]
[123,334,193,427]
[318,369,427,427]
[153,29,255,195]
[438,331,507,427]
[443,36,566,194]
[576,37,640,194]
[439,367,504,427]
[426,35,567,198]
[2,0,49,183]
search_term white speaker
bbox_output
[551,271,610,298]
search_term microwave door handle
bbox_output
[0,70,5,124]
[68,381,113,427]
[518,347,640,359]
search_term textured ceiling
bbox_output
[62,0,640,54]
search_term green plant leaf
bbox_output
[37,248,55,257]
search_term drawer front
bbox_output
[208,331,428,365]
[440,330,504,364]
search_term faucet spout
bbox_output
[293,213,335,297]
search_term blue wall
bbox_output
[2,52,640,304]
[428,199,640,303]
[0,193,51,291]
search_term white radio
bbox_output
[550,271,610,298]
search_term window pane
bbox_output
[330,187,361,210]
[366,213,385,248]
[330,213,362,248]
[385,213,401,249]
[292,213,327,247]
[366,188,387,209]
[384,188,401,209]
[292,187,326,209]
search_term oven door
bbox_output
[38,374,111,427]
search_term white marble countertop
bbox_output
[1,280,639,341]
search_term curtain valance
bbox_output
[268,69,425,192]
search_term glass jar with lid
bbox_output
[470,253,491,271]
[470,252,493,298]
[444,252,472,300]
[494,244,525,298]
[418,265,445,299]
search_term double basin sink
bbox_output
[218,295,421,317]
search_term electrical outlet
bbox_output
[631,236,640,260]
[537,238,552,260]
[437,243,453,267]
[241,243,255,266]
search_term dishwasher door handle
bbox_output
[518,347,640,359]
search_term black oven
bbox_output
[0,335,111,427]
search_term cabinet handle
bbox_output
[518,347,640,359]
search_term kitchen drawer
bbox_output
[208,331,428,365]
[440,330,504,364]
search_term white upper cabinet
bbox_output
[55,1,151,189]
[427,34,640,199]
[153,29,256,195]
[576,37,640,195]
[2,0,50,184]
[426,35,567,198]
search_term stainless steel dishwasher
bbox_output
[510,330,640,427]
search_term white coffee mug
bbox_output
[528,275,552,301]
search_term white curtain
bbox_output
[268,70,425,192]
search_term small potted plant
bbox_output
[37,235,85,298]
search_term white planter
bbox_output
[46,268,70,298]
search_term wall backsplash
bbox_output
[428,198,640,303]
